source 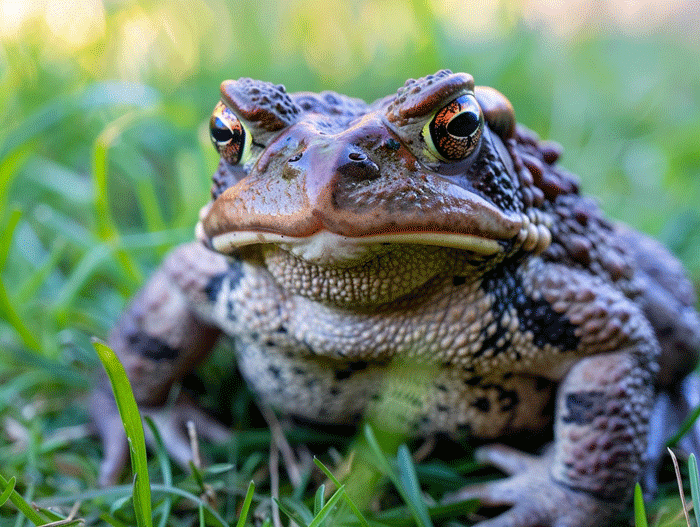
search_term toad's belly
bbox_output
[234,338,555,438]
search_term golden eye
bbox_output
[423,93,483,161]
[209,101,251,165]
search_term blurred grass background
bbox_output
[0,0,699,524]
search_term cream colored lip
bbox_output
[207,228,503,263]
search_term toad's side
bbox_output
[91,71,700,527]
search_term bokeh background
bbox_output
[0,0,699,520]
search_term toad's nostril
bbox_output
[338,152,380,181]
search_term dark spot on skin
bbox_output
[265,340,275,347]
[330,387,340,396]
[473,397,491,412]
[251,332,259,342]
[436,384,448,392]
[267,365,281,379]
[437,404,449,412]
[293,367,306,375]
[277,325,288,334]
[204,273,227,302]
[334,370,353,381]
[128,332,179,361]
[479,262,580,354]
[334,361,369,380]
[453,275,467,286]
[498,389,519,412]
[207,261,244,302]
[519,296,579,349]
[226,299,236,322]
[464,375,483,386]
[562,391,606,425]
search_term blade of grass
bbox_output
[363,426,433,527]
[0,209,21,271]
[0,209,40,351]
[15,238,67,304]
[144,417,173,527]
[274,498,310,527]
[99,512,131,527]
[689,454,700,527]
[0,476,15,507]
[0,474,47,525]
[92,339,152,527]
[308,485,346,527]
[314,484,325,515]
[0,145,33,223]
[634,483,648,527]
[396,445,433,527]
[313,457,370,527]
[667,405,700,448]
[92,110,156,285]
[235,481,256,527]
[53,244,111,315]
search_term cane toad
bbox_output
[91,70,700,526]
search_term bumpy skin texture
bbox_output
[92,70,700,526]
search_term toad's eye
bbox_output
[210,101,251,165]
[423,93,483,162]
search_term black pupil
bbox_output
[447,111,480,137]
[211,118,233,143]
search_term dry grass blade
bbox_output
[667,447,692,527]
[270,440,283,527]
[38,500,83,526]
[260,403,302,488]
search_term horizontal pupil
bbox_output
[447,111,479,137]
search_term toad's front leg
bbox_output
[448,348,656,527]
[91,242,235,485]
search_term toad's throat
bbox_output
[208,228,504,265]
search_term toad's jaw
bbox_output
[205,228,504,265]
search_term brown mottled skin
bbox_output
[91,70,700,526]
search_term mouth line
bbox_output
[206,228,505,263]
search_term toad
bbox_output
[91,70,700,526]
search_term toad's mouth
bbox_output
[202,228,505,265]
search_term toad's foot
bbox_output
[91,387,230,486]
[444,445,618,527]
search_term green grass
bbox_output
[1,0,700,525]
[92,339,152,527]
